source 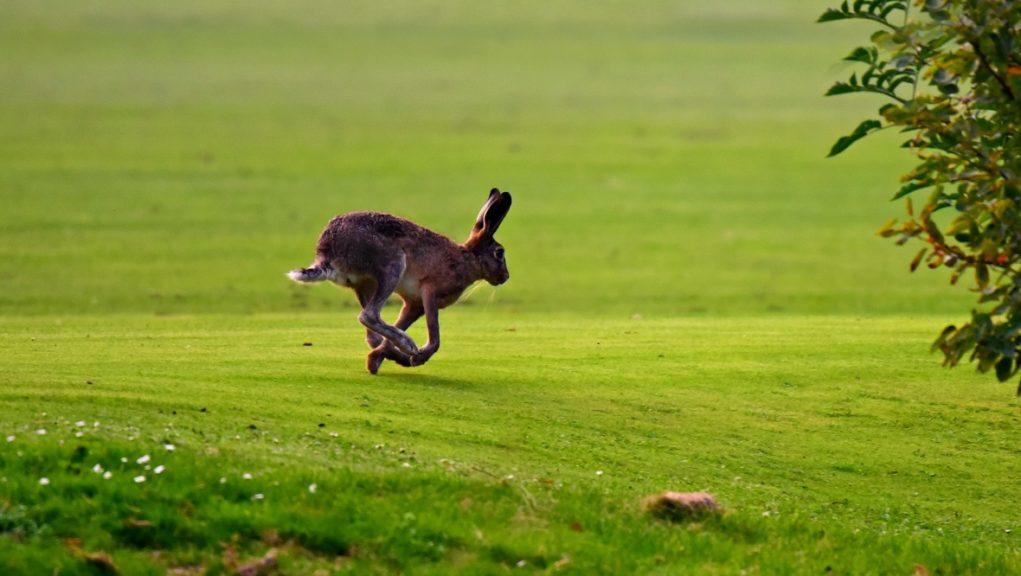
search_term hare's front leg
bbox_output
[366,300,421,374]
[410,287,441,366]
[357,260,419,357]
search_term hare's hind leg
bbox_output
[356,290,385,350]
[366,299,422,374]
[356,285,413,364]
[357,258,419,357]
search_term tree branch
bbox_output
[970,40,1016,101]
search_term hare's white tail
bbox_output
[287,263,333,283]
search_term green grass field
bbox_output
[1,1,1018,573]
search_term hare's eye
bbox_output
[494,247,505,259]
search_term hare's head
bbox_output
[467,188,513,285]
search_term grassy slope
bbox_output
[2,314,1018,573]
[1,0,1018,573]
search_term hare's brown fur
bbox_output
[289,189,512,373]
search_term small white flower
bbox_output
[308,483,317,493]
[35,429,46,436]
[516,560,527,568]
[762,511,771,517]
[163,444,175,452]
[252,493,264,501]
[505,475,515,481]
[219,477,227,484]
[136,455,150,464]
[75,421,85,427]
[242,472,252,480]
[120,457,128,463]
[134,475,146,483]
[402,462,411,468]
[38,477,50,486]
[102,471,113,480]
[74,431,84,438]
[595,470,604,476]
[91,464,103,474]
[154,465,165,474]
[93,422,100,428]
[329,432,339,438]
[5,435,13,443]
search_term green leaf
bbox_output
[939,84,960,95]
[816,2,901,28]
[909,248,927,272]
[844,46,875,64]
[995,357,1013,382]
[878,103,899,115]
[880,2,907,18]
[817,8,852,23]
[828,119,883,157]
[893,180,933,199]
[976,262,989,287]
[825,81,858,97]
[931,324,957,352]
[877,218,898,237]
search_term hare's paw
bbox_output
[369,343,416,372]
[389,333,419,356]
[366,349,385,374]
[410,346,438,367]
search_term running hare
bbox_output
[288,188,512,374]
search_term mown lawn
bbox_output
[1,315,1018,573]
[1,0,1018,574]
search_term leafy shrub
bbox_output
[821,0,1021,393]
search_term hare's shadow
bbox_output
[373,371,478,390]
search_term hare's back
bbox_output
[315,212,424,273]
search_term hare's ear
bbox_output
[473,188,512,237]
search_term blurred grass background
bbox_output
[0,0,969,317]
